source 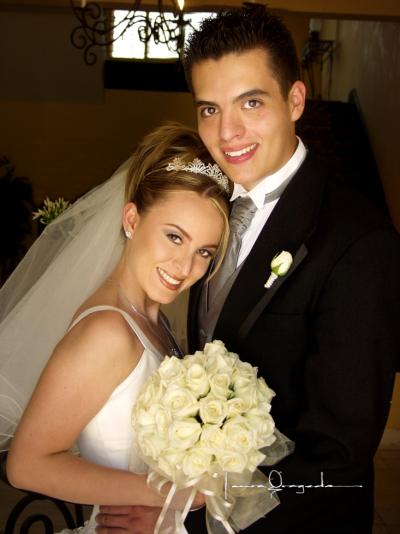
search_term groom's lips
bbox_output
[223,143,258,164]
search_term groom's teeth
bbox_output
[158,268,181,286]
[225,144,257,157]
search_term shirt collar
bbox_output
[231,137,307,209]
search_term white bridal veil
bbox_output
[0,158,132,451]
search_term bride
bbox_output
[0,122,230,532]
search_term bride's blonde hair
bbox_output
[126,122,231,276]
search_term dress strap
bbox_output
[68,305,160,356]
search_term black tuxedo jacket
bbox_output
[186,153,400,533]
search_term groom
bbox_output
[96,6,400,533]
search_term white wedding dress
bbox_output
[57,305,186,534]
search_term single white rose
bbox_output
[271,250,293,276]
[183,351,207,368]
[222,417,256,453]
[245,412,275,447]
[234,385,259,409]
[154,405,172,437]
[200,424,226,454]
[162,386,199,418]
[158,448,185,479]
[199,396,228,426]
[169,418,202,450]
[246,450,266,472]
[232,360,258,391]
[204,341,236,375]
[257,377,276,403]
[185,362,210,397]
[226,397,247,418]
[137,425,166,459]
[158,356,186,387]
[138,374,164,407]
[215,449,248,473]
[209,373,232,400]
[133,404,156,427]
[182,446,213,478]
[203,340,227,357]
[265,251,293,288]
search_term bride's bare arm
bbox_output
[6,311,178,508]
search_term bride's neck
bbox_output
[106,269,159,325]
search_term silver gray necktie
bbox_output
[209,195,257,303]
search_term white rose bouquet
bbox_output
[131,340,294,533]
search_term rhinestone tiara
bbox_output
[166,157,230,193]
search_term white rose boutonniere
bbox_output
[264,250,293,289]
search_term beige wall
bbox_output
[0,90,196,203]
[321,19,400,231]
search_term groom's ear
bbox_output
[123,202,140,234]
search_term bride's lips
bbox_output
[157,267,183,291]
[223,143,258,164]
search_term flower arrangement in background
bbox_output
[32,197,70,226]
[132,340,294,533]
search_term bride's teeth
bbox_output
[158,268,181,286]
[225,144,256,157]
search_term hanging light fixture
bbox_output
[70,0,190,65]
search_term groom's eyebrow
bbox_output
[194,98,216,108]
[194,89,270,107]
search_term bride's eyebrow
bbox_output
[165,223,191,240]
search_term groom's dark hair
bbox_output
[183,4,300,98]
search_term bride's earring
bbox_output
[124,229,132,239]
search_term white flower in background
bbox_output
[32,196,70,225]
[264,250,293,289]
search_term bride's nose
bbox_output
[173,250,193,277]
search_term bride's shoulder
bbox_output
[68,306,138,349]
[53,308,143,387]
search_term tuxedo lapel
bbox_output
[237,242,308,341]
[214,154,325,344]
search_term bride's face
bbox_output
[122,190,224,306]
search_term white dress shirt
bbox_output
[231,137,307,267]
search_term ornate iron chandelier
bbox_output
[70,0,190,65]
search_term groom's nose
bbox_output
[219,108,245,142]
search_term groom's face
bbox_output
[192,48,305,191]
